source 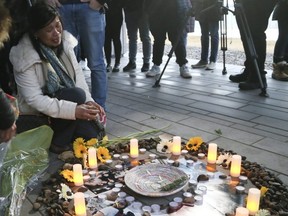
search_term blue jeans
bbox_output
[199,20,219,63]
[59,3,107,109]
[124,10,151,64]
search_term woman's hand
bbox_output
[75,104,100,121]
[85,101,106,123]
[0,122,17,143]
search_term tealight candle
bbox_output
[88,147,97,169]
[74,192,86,216]
[130,138,139,158]
[172,136,181,156]
[121,155,129,161]
[198,153,205,159]
[139,148,146,154]
[115,164,123,171]
[246,188,261,215]
[181,149,188,155]
[113,154,120,160]
[73,164,84,186]
[235,207,249,216]
[230,155,242,178]
[207,143,217,164]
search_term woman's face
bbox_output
[35,16,62,48]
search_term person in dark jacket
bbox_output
[229,0,276,90]
[271,0,288,81]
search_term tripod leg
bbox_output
[220,2,228,75]
[234,2,268,97]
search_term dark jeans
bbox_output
[199,20,219,63]
[149,16,188,67]
[238,0,275,80]
[124,10,151,64]
[50,87,104,148]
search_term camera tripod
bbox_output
[220,0,268,97]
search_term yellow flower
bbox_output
[97,146,111,163]
[73,137,86,150]
[260,186,268,197]
[186,136,203,151]
[86,138,98,146]
[74,144,87,158]
[60,169,74,182]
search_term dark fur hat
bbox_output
[0,0,11,47]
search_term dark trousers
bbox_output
[104,10,123,65]
[238,0,275,80]
[51,87,104,147]
[149,15,188,67]
[274,18,288,63]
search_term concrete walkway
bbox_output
[20,53,288,215]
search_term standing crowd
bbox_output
[1,0,288,153]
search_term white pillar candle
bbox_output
[207,143,217,164]
[172,136,181,156]
[246,188,261,215]
[88,147,97,169]
[73,164,84,186]
[235,207,249,216]
[230,155,242,177]
[74,192,86,216]
[130,138,139,158]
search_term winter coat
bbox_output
[9,31,93,119]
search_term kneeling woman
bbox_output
[9,2,106,154]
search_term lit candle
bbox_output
[130,138,139,158]
[88,147,97,169]
[73,164,84,186]
[172,136,181,156]
[207,143,217,164]
[246,188,261,215]
[74,192,86,216]
[235,207,249,216]
[230,155,242,177]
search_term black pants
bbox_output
[237,0,276,80]
[148,10,188,67]
[104,9,123,65]
[50,87,105,148]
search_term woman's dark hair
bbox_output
[27,1,63,60]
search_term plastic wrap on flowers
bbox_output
[0,125,53,216]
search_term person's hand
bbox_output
[85,101,106,123]
[75,104,99,121]
[0,122,17,143]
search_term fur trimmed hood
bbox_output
[0,0,11,47]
